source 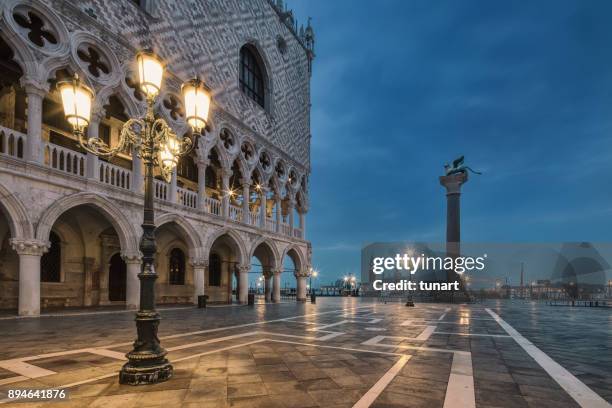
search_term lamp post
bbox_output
[309,269,318,294]
[59,50,211,385]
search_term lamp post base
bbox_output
[119,360,173,385]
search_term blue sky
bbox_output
[288,1,612,286]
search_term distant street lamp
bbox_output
[309,269,318,294]
[59,50,211,385]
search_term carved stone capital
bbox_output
[190,258,209,268]
[235,264,250,274]
[122,253,142,265]
[293,269,310,278]
[271,268,282,276]
[20,77,49,98]
[10,238,49,257]
[439,173,468,195]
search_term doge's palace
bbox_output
[0,0,314,316]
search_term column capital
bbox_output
[293,269,310,278]
[271,268,283,276]
[10,238,49,256]
[122,253,142,264]
[196,158,210,168]
[20,77,49,97]
[439,173,468,195]
[190,258,209,268]
[235,264,250,274]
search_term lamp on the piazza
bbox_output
[59,50,212,387]
[182,76,211,133]
[137,50,164,97]
[57,74,93,132]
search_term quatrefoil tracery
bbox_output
[13,11,57,48]
[77,46,110,77]
[163,95,184,121]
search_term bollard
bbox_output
[311,293,316,304]
[247,293,255,306]
[197,295,208,308]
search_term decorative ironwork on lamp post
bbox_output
[59,50,212,385]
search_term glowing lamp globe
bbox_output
[58,75,93,131]
[182,77,211,132]
[137,50,164,97]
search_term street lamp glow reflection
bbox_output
[182,77,211,132]
[137,50,164,97]
[58,75,93,131]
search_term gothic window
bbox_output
[239,45,265,108]
[169,248,185,285]
[178,155,198,182]
[220,129,234,150]
[209,254,221,286]
[259,152,271,171]
[41,232,61,282]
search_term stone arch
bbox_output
[36,192,139,254]
[249,237,280,270]
[0,182,33,239]
[156,212,204,260]
[96,83,141,119]
[282,244,305,274]
[0,22,37,78]
[204,228,247,265]
[70,30,122,86]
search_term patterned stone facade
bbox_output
[0,0,313,315]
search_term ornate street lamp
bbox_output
[59,50,212,385]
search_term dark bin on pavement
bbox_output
[248,293,255,306]
[198,295,208,308]
[311,294,316,303]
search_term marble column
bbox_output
[272,269,282,303]
[197,159,208,210]
[295,272,307,302]
[299,211,306,238]
[242,182,250,224]
[169,167,178,203]
[221,171,231,218]
[288,199,295,237]
[123,253,141,309]
[275,196,281,233]
[86,111,102,181]
[192,259,207,303]
[263,271,272,302]
[259,187,268,228]
[23,81,48,164]
[439,172,468,282]
[238,264,249,304]
[10,239,49,316]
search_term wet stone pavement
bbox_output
[0,298,609,407]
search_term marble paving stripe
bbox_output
[443,352,475,408]
[361,335,471,356]
[0,306,194,320]
[433,332,511,338]
[352,355,411,408]
[85,348,126,360]
[438,307,452,320]
[0,360,55,379]
[0,376,27,386]
[416,325,437,341]
[486,308,609,408]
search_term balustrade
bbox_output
[99,161,131,190]
[177,187,197,209]
[154,179,169,201]
[44,142,86,177]
[0,126,25,159]
[205,196,221,216]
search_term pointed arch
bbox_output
[36,192,139,254]
[204,228,247,265]
[249,237,280,270]
[0,182,33,239]
[282,244,305,274]
[156,212,204,259]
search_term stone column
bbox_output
[10,239,49,316]
[123,253,141,309]
[132,152,143,194]
[288,199,295,237]
[169,168,178,203]
[86,111,102,181]
[295,272,307,302]
[23,81,48,164]
[439,172,468,280]
[237,264,249,304]
[191,259,207,303]
[275,195,281,233]
[82,257,95,306]
[221,171,231,218]
[197,159,208,210]
[272,269,282,303]
[259,187,268,228]
[263,270,272,302]
[242,182,250,224]
[299,211,306,238]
